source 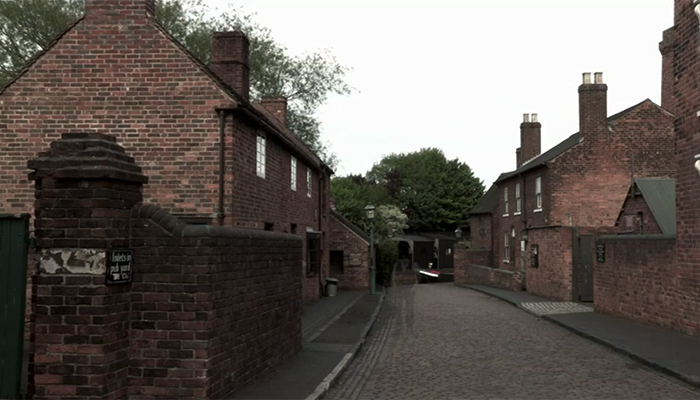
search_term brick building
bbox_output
[0,0,331,303]
[457,74,675,302]
[593,0,700,336]
[328,210,370,290]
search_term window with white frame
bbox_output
[515,183,521,214]
[256,133,266,178]
[503,187,509,216]
[307,168,312,198]
[535,176,542,210]
[504,232,510,262]
[290,156,297,191]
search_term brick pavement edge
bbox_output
[305,291,386,400]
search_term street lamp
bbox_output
[455,227,462,239]
[365,204,376,295]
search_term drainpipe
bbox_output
[217,110,227,226]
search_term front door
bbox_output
[579,235,594,302]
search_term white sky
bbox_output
[205,0,673,188]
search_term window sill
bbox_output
[502,214,510,217]
[514,212,522,216]
[503,260,510,264]
[533,209,543,213]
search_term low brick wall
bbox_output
[525,226,574,301]
[454,246,491,285]
[28,133,303,399]
[593,235,694,334]
[458,264,522,291]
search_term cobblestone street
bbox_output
[326,284,700,400]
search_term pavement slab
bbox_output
[230,290,383,400]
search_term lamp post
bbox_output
[455,227,463,239]
[365,204,376,295]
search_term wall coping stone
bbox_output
[131,203,302,242]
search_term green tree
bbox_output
[367,148,484,232]
[0,0,351,168]
[330,174,393,230]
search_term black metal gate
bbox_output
[577,234,594,303]
[0,214,30,400]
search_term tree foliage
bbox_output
[0,0,351,168]
[330,174,395,234]
[366,148,485,232]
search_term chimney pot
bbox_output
[583,72,592,84]
[523,113,530,123]
[531,113,538,123]
[594,72,604,84]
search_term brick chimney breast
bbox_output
[211,31,251,102]
[260,98,289,127]
[85,0,155,22]
[579,72,608,140]
[519,113,541,167]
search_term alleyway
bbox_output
[326,284,700,400]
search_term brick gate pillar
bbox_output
[28,132,148,399]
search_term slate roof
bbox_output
[330,210,370,244]
[495,99,652,184]
[633,178,676,235]
[469,185,498,215]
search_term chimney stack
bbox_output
[211,31,250,102]
[579,72,608,140]
[260,98,288,127]
[85,0,155,22]
[518,113,541,167]
[659,27,677,111]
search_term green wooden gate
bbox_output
[0,214,30,400]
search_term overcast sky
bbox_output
[205,0,673,188]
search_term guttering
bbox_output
[235,104,325,173]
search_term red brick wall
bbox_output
[230,119,329,303]
[614,194,662,234]
[525,226,574,301]
[469,214,493,251]
[29,132,303,399]
[594,237,683,332]
[328,214,369,290]
[547,101,674,229]
[662,0,700,335]
[0,9,329,305]
[0,16,232,218]
[454,246,490,285]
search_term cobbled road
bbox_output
[326,283,700,400]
